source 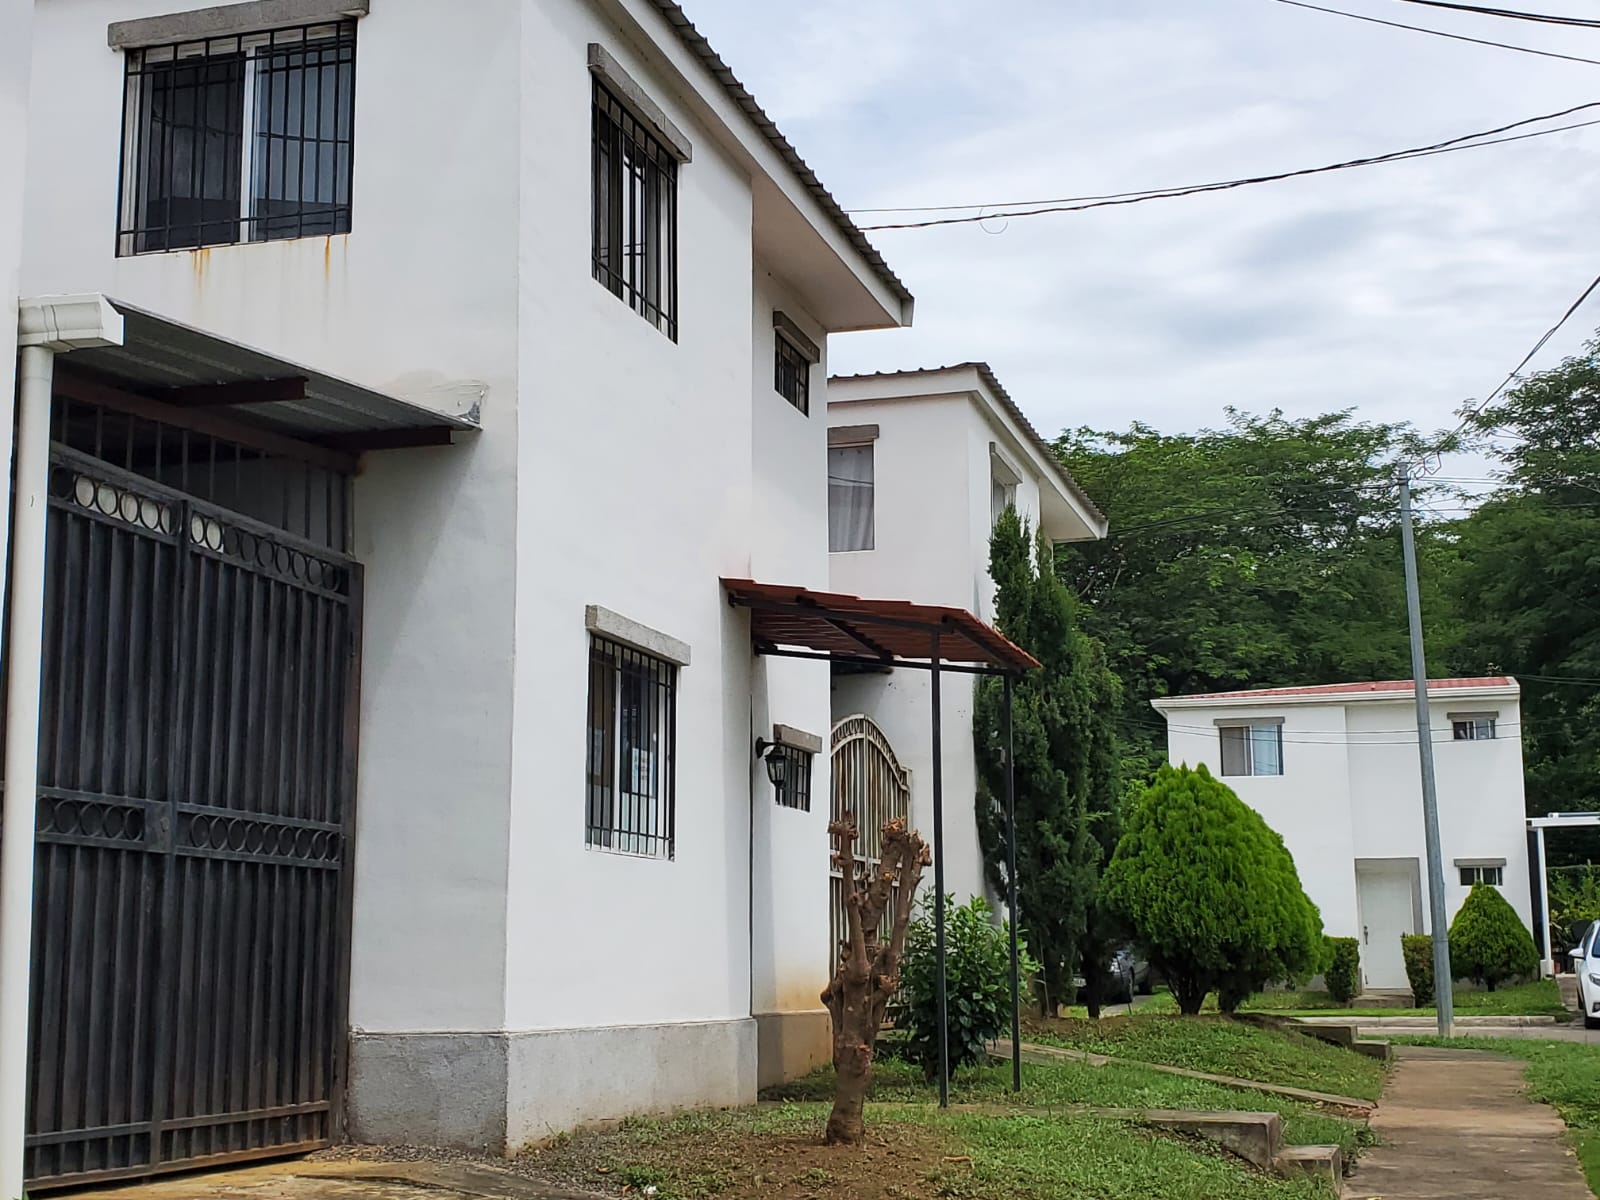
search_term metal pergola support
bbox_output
[1528,812,1600,977]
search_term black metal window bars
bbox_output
[592,78,679,340]
[117,21,356,255]
[775,332,810,414]
[585,636,678,858]
[774,745,812,811]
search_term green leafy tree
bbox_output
[974,508,1123,1014]
[1102,764,1323,1014]
[895,895,1038,1077]
[1448,883,1539,991]
[1449,333,1600,857]
[1053,410,1458,782]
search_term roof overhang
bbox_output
[1153,679,1522,713]
[722,578,1038,673]
[21,296,477,467]
[829,364,1107,541]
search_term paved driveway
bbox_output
[59,1157,602,1200]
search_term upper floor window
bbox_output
[773,312,820,415]
[829,443,875,552]
[990,447,1019,529]
[1452,714,1497,741]
[592,78,678,339]
[1219,722,1283,777]
[118,22,356,255]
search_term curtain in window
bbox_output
[1219,726,1250,776]
[1250,725,1283,776]
[829,445,875,552]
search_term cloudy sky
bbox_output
[687,0,1600,458]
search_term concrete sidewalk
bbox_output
[1351,1045,1590,1199]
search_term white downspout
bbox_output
[1537,826,1553,979]
[0,296,121,1200]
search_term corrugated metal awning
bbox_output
[53,299,478,451]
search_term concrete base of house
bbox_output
[348,1019,757,1154]
[755,1009,831,1089]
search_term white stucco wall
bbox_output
[1162,691,1532,941]
[0,0,31,623]
[504,0,753,1039]
[21,0,525,1034]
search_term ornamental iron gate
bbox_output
[17,442,361,1190]
[828,715,910,965]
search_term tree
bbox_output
[1052,410,1459,782]
[1449,332,1600,858]
[1448,883,1539,991]
[820,815,929,1147]
[1102,764,1323,1014]
[974,508,1123,1015]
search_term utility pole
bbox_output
[1397,468,1454,1037]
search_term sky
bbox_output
[684,0,1600,464]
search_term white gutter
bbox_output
[1151,684,1522,712]
[0,296,122,1200]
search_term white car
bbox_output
[1570,920,1600,1029]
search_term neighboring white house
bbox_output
[0,0,970,1189]
[1154,677,1533,993]
[826,365,1108,905]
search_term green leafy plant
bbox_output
[1324,937,1360,1004]
[1401,934,1434,1006]
[1449,883,1539,991]
[896,894,1038,1077]
[1548,868,1600,951]
[1102,765,1323,1014]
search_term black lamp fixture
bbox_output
[754,737,789,789]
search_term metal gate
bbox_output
[19,445,360,1189]
[828,715,910,963]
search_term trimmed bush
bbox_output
[895,894,1038,1077]
[1102,764,1324,1015]
[1402,934,1435,1006]
[1325,936,1360,1004]
[1449,883,1539,991]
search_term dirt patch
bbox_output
[524,1120,964,1200]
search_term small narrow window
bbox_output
[774,746,813,811]
[1219,724,1283,777]
[1452,717,1496,741]
[828,443,875,552]
[585,636,677,858]
[1459,865,1504,886]
[990,474,1016,528]
[775,333,810,414]
[591,78,678,339]
[118,21,356,254]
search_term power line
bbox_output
[855,102,1600,230]
[1272,0,1600,65]
[1426,266,1600,464]
[1393,0,1600,28]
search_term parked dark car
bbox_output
[1075,945,1151,1005]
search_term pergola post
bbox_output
[1004,673,1020,1092]
[930,631,948,1108]
[1537,825,1553,977]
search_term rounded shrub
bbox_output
[895,894,1038,1077]
[1324,936,1360,1004]
[1402,934,1434,1006]
[1102,764,1323,1014]
[1449,883,1539,991]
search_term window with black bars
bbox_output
[586,636,677,858]
[117,21,356,255]
[775,746,812,811]
[591,79,679,339]
[775,333,810,414]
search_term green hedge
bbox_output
[1402,934,1434,1006]
[1324,936,1360,1003]
[1450,883,1539,990]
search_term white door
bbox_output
[1355,863,1418,990]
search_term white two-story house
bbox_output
[0,0,956,1189]
[1155,677,1533,993]
[825,364,1108,907]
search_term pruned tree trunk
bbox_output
[820,816,930,1147]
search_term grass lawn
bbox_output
[1066,979,1567,1019]
[523,1101,1336,1200]
[1021,1014,1387,1102]
[766,1057,1374,1159]
[1396,1036,1600,1192]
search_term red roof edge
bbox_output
[1159,676,1516,703]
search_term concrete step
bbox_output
[1559,974,1580,1013]
[1353,990,1414,1008]
[1275,1143,1344,1196]
[1353,1038,1393,1062]
[1141,1109,1282,1169]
